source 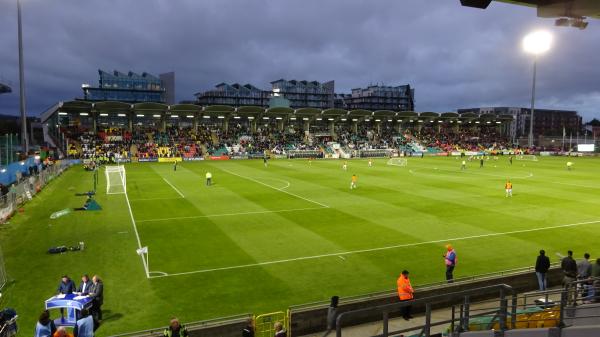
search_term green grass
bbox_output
[2,156,600,336]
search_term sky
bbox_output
[0,0,599,121]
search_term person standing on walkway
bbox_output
[397,270,414,320]
[562,250,578,305]
[535,250,551,291]
[577,253,592,298]
[444,244,457,283]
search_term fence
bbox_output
[0,159,77,222]
[0,159,77,290]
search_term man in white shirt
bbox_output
[76,274,92,295]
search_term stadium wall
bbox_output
[109,268,563,337]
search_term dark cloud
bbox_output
[0,0,599,120]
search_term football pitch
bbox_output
[2,156,600,335]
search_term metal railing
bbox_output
[107,313,252,337]
[335,284,517,337]
[291,263,561,313]
[335,276,600,337]
[0,160,75,216]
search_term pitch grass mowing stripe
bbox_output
[218,166,330,208]
[136,206,327,222]
[162,177,185,198]
[130,196,185,201]
[148,218,600,279]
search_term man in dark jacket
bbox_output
[76,275,92,295]
[88,275,104,321]
[57,275,75,318]
[561,250,578,304]
[57,275,76,295]
[535,250,551,291]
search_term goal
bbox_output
[106,165,126,194]
[516,155,538,162]
[387,158,408,167]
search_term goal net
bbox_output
[516,155,538,162]
[387,158,408,167]
[106,165,126,194]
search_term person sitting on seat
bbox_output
[34,311,56,337]
[74,309,95,337]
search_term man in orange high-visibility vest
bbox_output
[397,270,414,320]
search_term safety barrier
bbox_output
[254,310,289,337]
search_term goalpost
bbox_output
[516,155,538,162]
[105,165,127,194]
[387,158,408,167]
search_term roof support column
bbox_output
[92,112,97,133]
[161,115,166,132]
[128,113,133,132]
[329,120,334,138]
[193,115,198,132]
[352,121,357,134]
[224,118,229,133]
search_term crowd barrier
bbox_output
[0,159,79,224]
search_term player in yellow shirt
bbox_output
[350,174,358,190]
[505,179,512,197]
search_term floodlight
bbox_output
[522,31,552,55]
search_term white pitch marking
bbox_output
[117,231,129,234]
[130,196,184,202]
[338,256,346,261]
[124,189,150,278]
[548,181,600,189]
[555,252,565,258]
[148,219,600,279]
[137,207,326,223]
[259,177,290,190]
[162,178,185,198]
[219,167,328,208]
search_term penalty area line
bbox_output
[162,178,185,198]
[219,167,329,208]
[148,218,600,279]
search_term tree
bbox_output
[586,118,600,126]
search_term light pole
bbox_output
[17,0,29,154]
[522,31,552,149]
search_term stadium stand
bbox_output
[40,101,542,162]
[57,122,518,163]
